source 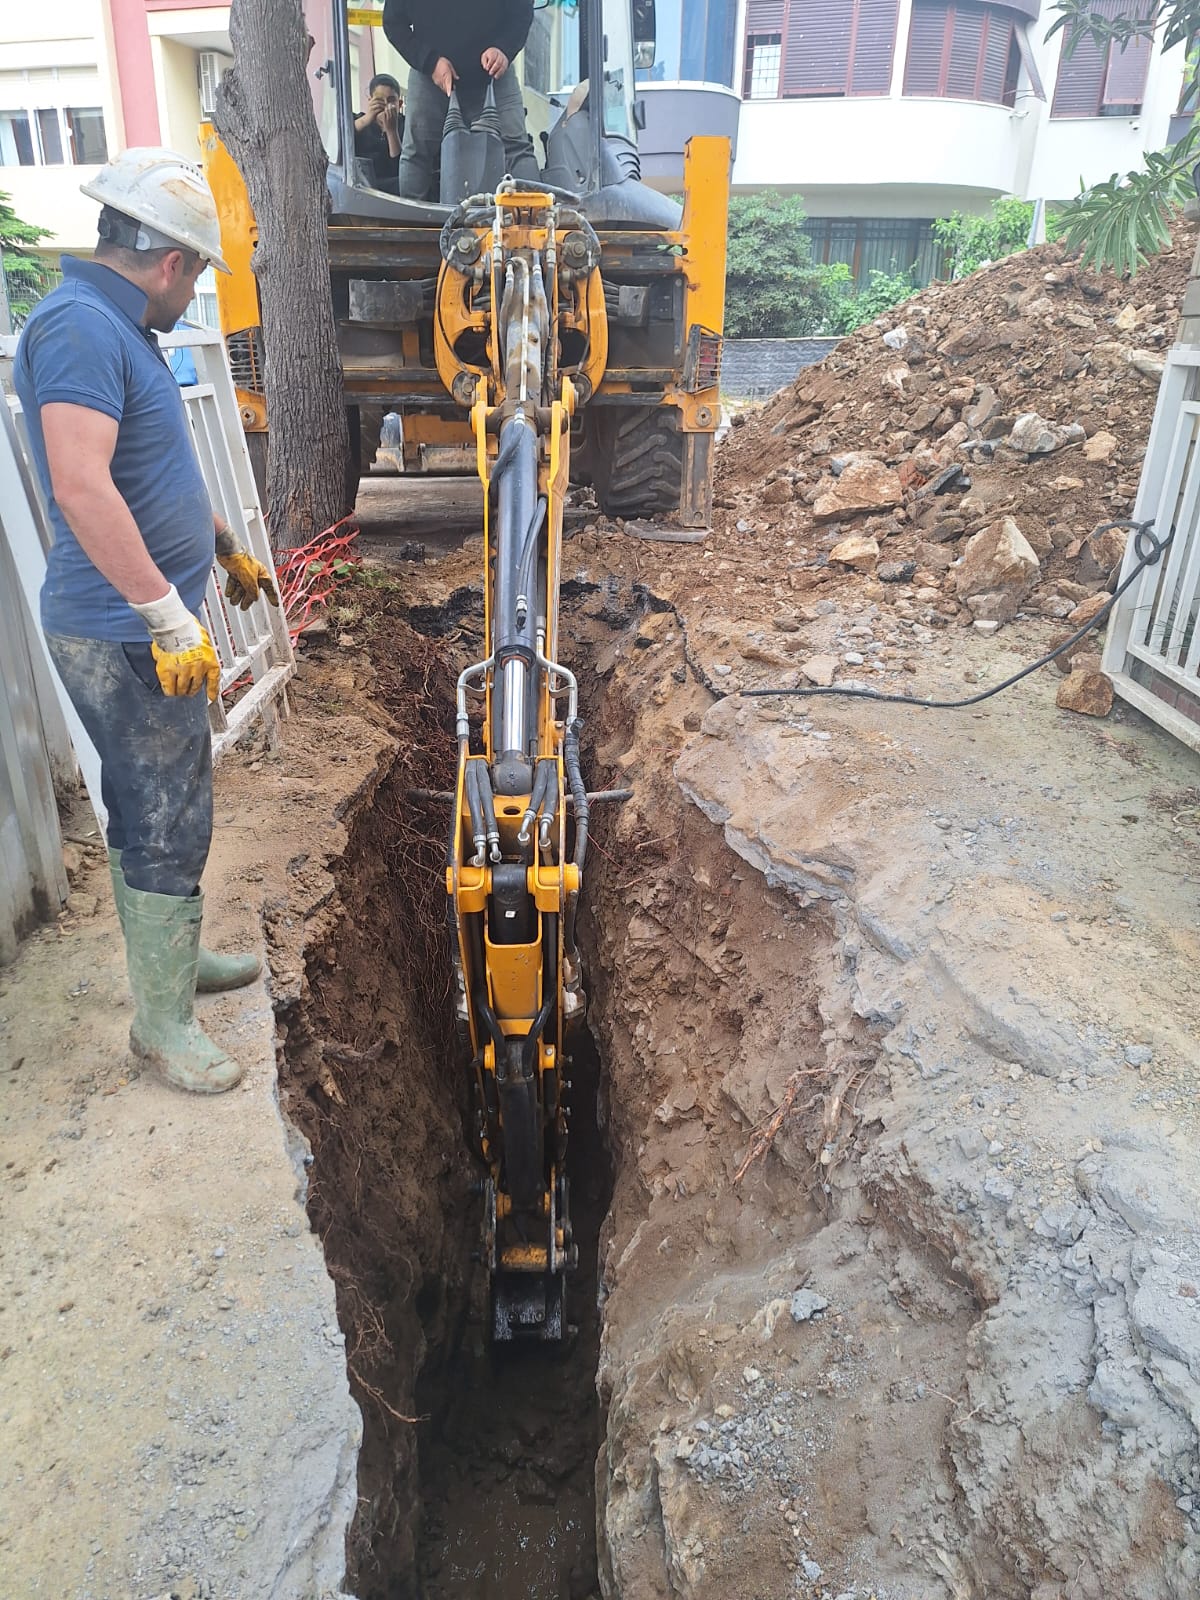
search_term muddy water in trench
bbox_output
[416,1033,611,1600]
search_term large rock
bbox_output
[1128,348,1165,380]
[1068,592,1112,627]
[828,534,879,572]
[1083,430,1119,464]
[1057,669,1114,716]
[1007,412,1086,455]
[799,654,839,686]
[1086,523,1130,575]
[955,516,1041,623]
[940,321,993,359]
[964,385,999,431]
[813,459,903,521]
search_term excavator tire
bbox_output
[589,404,684,519]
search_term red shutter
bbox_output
[783,0,854,94]
[904,0,949,93]
[1051,0,1127,116]
[980,13,1015,100]
[944,4,983,95]
[1103,2,1154,105]
[849,0,901,94]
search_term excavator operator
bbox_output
[382,0,540,199]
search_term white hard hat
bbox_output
[81,146,231,274]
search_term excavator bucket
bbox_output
[439,86,506,207]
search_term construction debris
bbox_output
[715,226,1195,651]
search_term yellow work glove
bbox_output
[151,627,221,701]
[215,544,280,611]
[130,585,222,703]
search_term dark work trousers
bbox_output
[46,634,213,897]
[399,66,538,200]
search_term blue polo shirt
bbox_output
[14,256,214,642]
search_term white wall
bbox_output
[735,95,1038,202]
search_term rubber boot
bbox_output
[123,886,245,1094]
[108,848,261,994]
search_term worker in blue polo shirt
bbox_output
[14,147,279,1096]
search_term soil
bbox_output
[4,236,1200,1600]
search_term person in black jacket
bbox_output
[383,0,539,199]
[353,72,405,193]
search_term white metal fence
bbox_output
[1,323,292,958]
[0,404,69,963]
[164,325,294,751]
[1104,346,1200,753]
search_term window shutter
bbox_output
[904,0,949,94]
[980,14,1014,100]
[1103,8,1153,105]
[783,0,854,94]
[944,4,983,95]
[746,0,786,30]
[849,0,901,93]
[1051,0,1139,116]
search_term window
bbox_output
[903,1,1020,105]
[744,33,783,97]
[639,0,740,86]
[0,104,107,167]
[1050,0,1154,117]
[804,217,946,287]
[741,0,901,101]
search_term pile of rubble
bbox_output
[711,226,1195,709]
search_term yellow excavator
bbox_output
[203,0,729,1339]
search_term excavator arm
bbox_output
[440,187,605,1340]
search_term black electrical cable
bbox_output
[737,519,1171,711]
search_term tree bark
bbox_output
[214,0,350,548]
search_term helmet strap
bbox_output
[98,206,185,257]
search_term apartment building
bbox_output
[731,0,1188,283]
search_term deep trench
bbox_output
[279,596,616,1600]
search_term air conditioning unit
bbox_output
[198,51,231,117]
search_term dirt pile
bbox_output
[711,227,1195,665]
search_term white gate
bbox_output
[1104,346,1200,753]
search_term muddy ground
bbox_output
[1,466,1198,1599]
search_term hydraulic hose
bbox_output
[563,719,588,960]
[475,761,502,863]
[519,757,556,847]
[564,718,588,870]
[464,759,487,866]
[514,496,548,628]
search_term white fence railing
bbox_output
[164,325,294,751]
[1104,346,1200,754]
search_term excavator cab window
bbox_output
[305,0,340,165]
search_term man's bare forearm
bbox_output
[56,477,170,607]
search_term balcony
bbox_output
[733,92,1035,203]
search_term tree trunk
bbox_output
[214,0,350,548]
